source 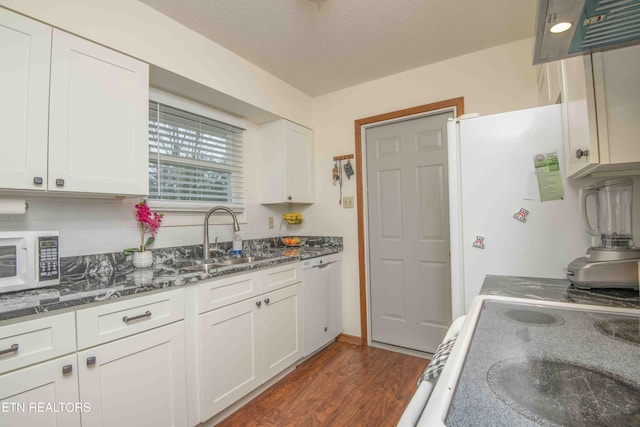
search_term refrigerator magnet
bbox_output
[472,236,485,249]
[513,208,529,223]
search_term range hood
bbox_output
[533,0,640,64]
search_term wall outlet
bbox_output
[268,216,274,229]
[343,196,354,208]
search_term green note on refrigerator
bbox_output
[534,151,564,202]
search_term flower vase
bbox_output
[133,251,153,268]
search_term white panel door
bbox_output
[199,298,262,421]
[0,354,81,427]
[0,8,51,191]
[48,29,149,196]
[367,111,453,353]
[78,322,187,427]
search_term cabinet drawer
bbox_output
[0,312,76,375]
[261,262,301,293]
[198,271,261,314]
[76,289,184,349]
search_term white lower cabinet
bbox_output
[0,353,81,427]
[198,266,302,422]
[261,284,302,382]
[199,297,262,420]
[77,321,188,427]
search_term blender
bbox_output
[567,178,640,289]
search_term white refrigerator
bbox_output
[447,104,591,318]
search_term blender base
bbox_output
[567,256,640,290]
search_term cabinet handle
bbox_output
[86,356,96,366]
[576,149,590,159]
[256,301,262,308]
[0,343,18,356]
[264,298,270,305]
[33,177,44,185]
[122,310,152,323]
[287,196,292,201]
[62,364,73,375]
[55,178,65,187]
[324,327,328,332]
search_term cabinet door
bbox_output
[0,8,51,191]
[199,298,262,421]
[78,322,187,427]
[262,283,302,382]
[561,55,600,178]
[48,29,149,196]
[592,44,640,165]
[283,121,314,203]
[0,354,81,427]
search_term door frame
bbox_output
[354,97,464,346]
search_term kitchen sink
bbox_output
[179,256,270,272]
[214,256,269,265]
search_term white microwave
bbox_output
[0,231,60,294]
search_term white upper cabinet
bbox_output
[48,30,149,196]
[562,44,640,178]
[0,8,51,191]
[0,8,149,196]
[259,119,314,204]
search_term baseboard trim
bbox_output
[337,333,363,345]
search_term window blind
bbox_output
[148,100,244,210]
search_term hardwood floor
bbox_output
[216,341,429,426]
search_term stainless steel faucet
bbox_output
[203,206,240,259]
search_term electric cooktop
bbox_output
[445,300,640,426]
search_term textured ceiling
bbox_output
[140,0,538,97]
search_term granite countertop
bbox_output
[0,236,342,323]
[480,275,640,309]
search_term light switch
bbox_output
[343,196,354,208]
[268,217,274,229]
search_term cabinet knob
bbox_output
[576,149,590,159]
[264,298,270,305]
[86,356,96,366]
[55,178,65,187]
[62,364,73,375]
[324,327,328,332]
[287,196,292,201]
[33,177,43,185]
[256,301,262,308]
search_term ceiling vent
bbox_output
[533,0,640,64]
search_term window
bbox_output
[147,90,245,211]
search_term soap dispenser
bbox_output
[232,233,243,255]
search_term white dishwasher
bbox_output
[301,253,342,357]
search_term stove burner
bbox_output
[594,318,640,346]
[499,308,564,326]
[487,357,640,426]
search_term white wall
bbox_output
[307,39,541,338]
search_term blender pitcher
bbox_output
[580,178,635,249]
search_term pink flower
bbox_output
[124,200,163,254]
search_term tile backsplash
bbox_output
[0,196,291,257]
